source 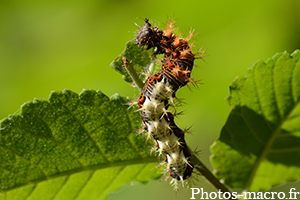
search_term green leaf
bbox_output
[0,89,162,200]
[211,50,300,191]
[110,39,158,84]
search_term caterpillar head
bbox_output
[136,19,153,47]
[136,19,164,54]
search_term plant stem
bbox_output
[122,57,144,92]
[191,153,234,198]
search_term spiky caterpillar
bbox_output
[135,19,202,187]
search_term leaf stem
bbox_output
[122,57,144,91]
[191,153,234,198]
[0,157,159,193]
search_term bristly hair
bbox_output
[134,18,204,190]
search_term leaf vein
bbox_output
[272,60,282,119]
[12,120,84,176]
[58,98,110,163]
[1,157,158,193]
[115,98,143,159]
[92,98,143,159]
[25,184,37,200]
[0,164,27,182]
[95,166,126,200]
[291,54,300,102]
[0,144,48,179]
[34,112,86,168]
[252,64,274,133]
[51,176,70,200]
[236,113,264,145]
[133,163,147,179]
[270,146,300,153]
[73,171,95,200]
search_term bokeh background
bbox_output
[1,0,300,199]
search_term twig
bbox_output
[122,57,144,91]
[191,153,234,199]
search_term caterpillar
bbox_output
[135,19,203,188]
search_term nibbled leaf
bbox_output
[0,89,162,200]
[110,39,158,84]
[211,50,300,191]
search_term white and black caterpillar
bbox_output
[135,19,203,187]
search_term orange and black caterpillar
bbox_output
[136,19,203,187]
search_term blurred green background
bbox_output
[1,0,300,199]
